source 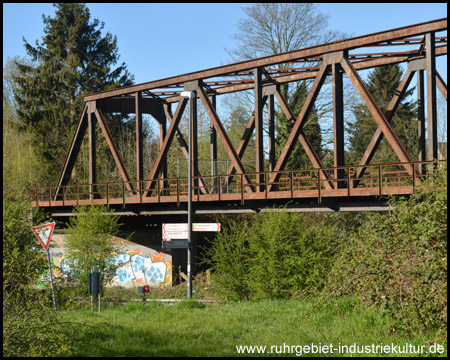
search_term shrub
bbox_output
[202,209,338,300]
[3,193,74,356]
[324,165,447,336]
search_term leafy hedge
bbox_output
[202,210,338,301]
[323,165,447,335]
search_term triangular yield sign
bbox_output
[32,222,56,251]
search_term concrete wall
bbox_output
[48,233,172,289]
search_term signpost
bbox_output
[162,222,221,299]
[162,239,190,250]
[32,222,57,310]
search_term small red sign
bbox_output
[32,222,56,251]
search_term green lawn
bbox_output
[60,297,446,357]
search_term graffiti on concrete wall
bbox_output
[44,248,172,288]
[112,249,172,288]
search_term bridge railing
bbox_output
[29,160,445,207]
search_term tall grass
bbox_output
[60,297,446,357]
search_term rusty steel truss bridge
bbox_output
[30,18,447,217]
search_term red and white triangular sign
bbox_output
[32,222,56,251]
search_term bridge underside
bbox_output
[31,18,447,215]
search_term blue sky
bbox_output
[3,3,447,84]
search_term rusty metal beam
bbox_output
[94,108,135,193]
[83,18,447,102]
[88,109,97,198]
[198,85,255,192]
[417,69,426,171]
[273,87,334,190]
[136,91,143,192]
[254,67,265,191]
[426,32,438,161]
[143,97,188,197]
[225,96,268,183]
[340,58,415,176]
[353,59,419,184]
[268,63,330,190]
[54,104,88,200]
[436,70,447,99]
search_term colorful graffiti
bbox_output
[47,248,172,288]
[112,250,172,288]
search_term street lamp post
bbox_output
[180,90,195,299]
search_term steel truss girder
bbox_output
[54,18,446,202]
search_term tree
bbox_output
[12,3,134,183]
[3,57,51,192]
[347,64,417,165]
[64,205,125,289]
[226,3,346,170]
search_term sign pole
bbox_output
[187,91,194,300]
[32,222,57,310]
[46,249,57,310]
[182,90,195,300]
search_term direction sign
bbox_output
[162,230,189,240]
[162,240,190,249]
[32,222,56,251]
[163,223,221,234]
[163,223,188,232]
[193,223,221,232]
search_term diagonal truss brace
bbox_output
[94,108,135,193]
[273,86,334,190]
[268,63,330,191]
[340,58,415,177]
[142,97,188,197]
[54,103,88,200]
[198,85,255,192]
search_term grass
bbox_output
[59,296,446,357]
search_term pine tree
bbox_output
[12,3,133,182]
[347,64,417,165]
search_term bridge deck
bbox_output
[31,161,442,211]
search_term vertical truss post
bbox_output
[331,59,345,188]
[324,51,346,188]
[136,91,143,194]
[88,102,97,199]
[417,69,426,173]
[209,94,218,193]
[426,32,438,162]
[268,93,275,171]
[254,67,265,191]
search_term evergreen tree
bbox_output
[12,3,133,183]
[347,64,417,165]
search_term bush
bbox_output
[64,205,125,290]
[202,209,338,300]
[323,165,447,336]
[3,193,74,356]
